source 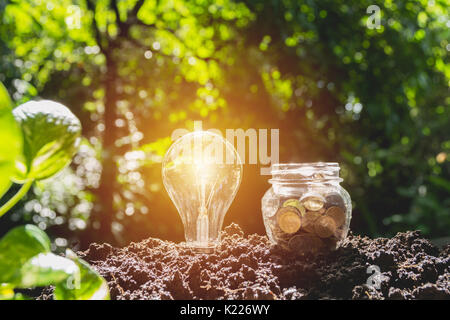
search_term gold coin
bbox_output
[276,207,301,234]
[282,199,306,216]
[300,194,325,211]
[325,206,346,227]
[314,216,336,238]
[301,211,321,233]
[288,234,310,252]
[271,223,291,241]
[325,193,345,210]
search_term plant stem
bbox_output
[0,179,34,218]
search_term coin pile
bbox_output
[269,192,347,255]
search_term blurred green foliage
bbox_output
[0,84,108,299]
[0,0,448,246]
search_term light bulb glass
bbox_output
[162,131,242,252]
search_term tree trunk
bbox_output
[88,52,119,245]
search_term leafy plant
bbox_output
[0,100,81,217]
[12,100,82,181]
[0,86,109,300]
[0,82,22,200]
[0,225,109,300]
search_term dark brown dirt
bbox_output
[74,224,449,300]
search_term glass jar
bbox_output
[262,163,352,255]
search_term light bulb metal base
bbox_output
[180,241,218,254]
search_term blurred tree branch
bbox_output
[86,0,107,53]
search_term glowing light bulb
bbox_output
[162,131,242,252]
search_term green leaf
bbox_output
[0,283,15,300]
[16,252,80,288]
[54,250,109,300]
[12,100,81,182]
[0,82,12,109]
[0,82,22,198]
[0,225,51,283]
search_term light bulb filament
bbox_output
[196,205,209,246]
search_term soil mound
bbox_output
[77,223,450,300]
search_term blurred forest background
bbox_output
[0,0,449,250]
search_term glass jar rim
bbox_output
[269,162,342,184]
[271,162,339,171]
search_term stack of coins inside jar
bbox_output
[269,191,348,254]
